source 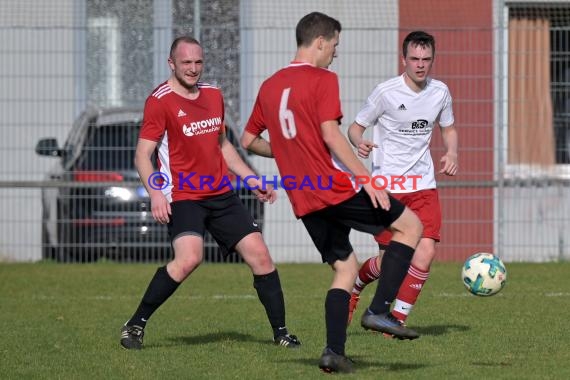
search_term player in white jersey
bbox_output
[347,31,458,325]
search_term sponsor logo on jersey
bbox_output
[411,119,428,129]
[398,104,407,110]
[177,109,187,117]
[398,119,431,136]
[182,117,222,137]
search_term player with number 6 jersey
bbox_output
[246,62,356,217]
[242,12,423,374]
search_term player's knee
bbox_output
[424,244,436,259]
[252,250,274,271]
[243,246,274,272]
[412,243,436,269]
[338,259,359,280]
[392,208,422,244]
[412,257,432,272]
[348,264,359,283]
[332,255,359,288]
[237,234,273,267]
[171,254,201,278]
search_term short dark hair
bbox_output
[295,12,341,47]
[402,31,435,57]
[170,36,201,58]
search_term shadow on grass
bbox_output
[151,331,263,348]
[414,324,470,336]
[285,357,427,372]
[350,323,470,338]
[471,361,513,367]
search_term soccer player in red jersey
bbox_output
[120,36,300,350]
[241,12,422,374]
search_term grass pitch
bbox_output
[0,261,569,379]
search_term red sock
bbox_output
[352,256,380,294]
[391,265,429,322]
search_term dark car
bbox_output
[35,107,262,263]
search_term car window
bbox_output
[62,114,94,167]
[76,122,140,171]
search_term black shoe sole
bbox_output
[361,324,420,340]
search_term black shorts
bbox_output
[167,191,261,256]
[300,189,405,265]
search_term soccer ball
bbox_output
[461,253,507,296]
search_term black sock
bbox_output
[369,241,414,314]
[253,270,287,338]
[127,266,180,328]
[325,288,350,356]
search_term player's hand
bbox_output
[150,191,171,224]
[439,153,458,176]
[356,140,378,159]
[248,178,277,204]
[253,186,277,204]
[363,183,391,211]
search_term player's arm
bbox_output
[321,120,390,210]
[135,138,171,224]
[241,92,273,157]
[347,122,377,159]
[439,124,458,176]
[220,134,276,203]
[241,131,274,158]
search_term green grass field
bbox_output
[1,262,569,379]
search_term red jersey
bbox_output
[140,81,230,202]
[245,63,357,217]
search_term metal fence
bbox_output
[1,0,569,263]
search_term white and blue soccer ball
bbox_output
[461,253,507,296]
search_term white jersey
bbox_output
[355,74,454,193]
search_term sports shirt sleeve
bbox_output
[316,71,343,124]
[437,88,454,127]
[244,94,267,136]
[354,84,388,128]
[139,95,167,141]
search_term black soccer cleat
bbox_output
[273,333,301,348]
[120,325,144,350]
[318,347,354,374]
[360,309,420,340]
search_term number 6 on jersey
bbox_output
[279,88,297,139]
